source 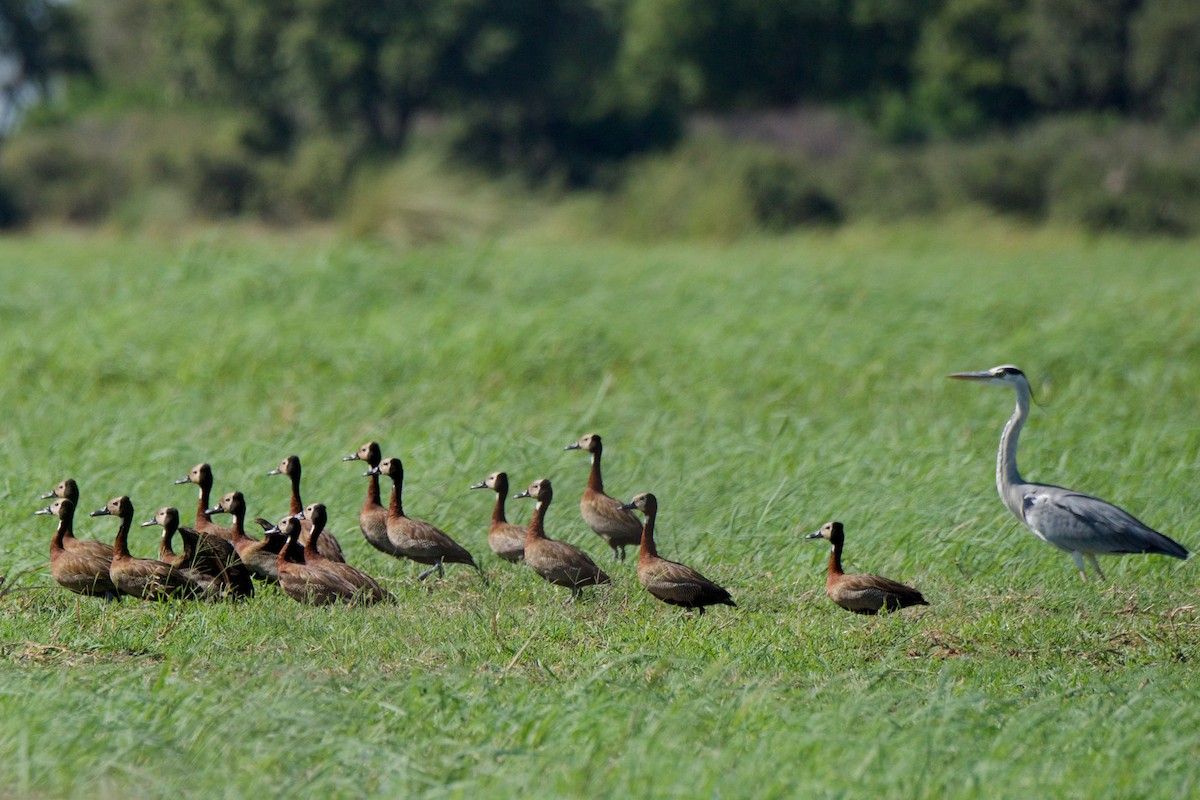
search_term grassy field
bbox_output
[0,221,1197,798]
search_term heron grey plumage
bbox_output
[949,364,1189,580]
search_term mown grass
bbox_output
[0,221,1197,798]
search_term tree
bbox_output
[1129,0,1200,126]
[0,0,90,133]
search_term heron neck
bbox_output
[997,383,1031,517]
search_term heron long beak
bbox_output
[947,370,993,381]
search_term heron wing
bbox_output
[1023,486,1188,558]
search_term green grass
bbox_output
[0,221,1197,798]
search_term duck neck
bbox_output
[196,481,213,526]
[112,512,133,559]
[827,540,844,579]
[491,481,509,525]
[159,527,177,562]
[587,450,604,493]
[305,522,323,560]
[388,477,405,517]
[288,473,303,517]
[53,514,73,550]
[997,382,1031,518]
[638,509,658,560]
[229,507,250,543]
[527,499,549,543]
[364,471,382,510]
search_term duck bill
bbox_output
[804,531,824,540]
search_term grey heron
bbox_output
[949,365,1189,580]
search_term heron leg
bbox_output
[1070,551,1089,582]
[1084,554,1106,581]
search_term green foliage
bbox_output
[1129,0,1200,126]
[0,229,1199,797]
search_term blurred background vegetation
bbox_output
[1,0,1199,238]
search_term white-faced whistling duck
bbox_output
[175,463,235,542]
[302,503,390,604]
[207,491,283,583]
[515,478,609,600]
[564,433,642,561]
[36,497,121,600]
[470,471,525,563]
[267,454,345,562]
[370,456,481,581]
[91,496,203,600]
[271,516,367,605]
[619,492,734,615]
[142,506,254,600]
[805,521,928,615]
[342,441,397,558]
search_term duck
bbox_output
[270,517,352,605]
[564,433,642,561]
[41,477,79,504]
[91,496,204,600]
[470,471,526,562]
[267,454,345,562]
[515,478,609,600]
[301,503,390,604]
[342,441,396,558]
[619,492,735,614]
[37,479,113,558]
[206,490,283,582]
[949,365,1190,580]
[805,521,928,615]
[174,463,235,542]
[36,497,121,600]
[142,506,254,599]
[371,456,480,580]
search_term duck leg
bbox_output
[417,559,444,581]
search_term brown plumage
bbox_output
[268,454,345,562]
[91,496,203,600]
[620,492,735,614]
[564,433,642,561]
[142,506,254,600]
[342,441,396,558]
[371,456,480,580]
[175,463,235,542]
[515,478,609,600]
[805,521,928,615]
[41,477,80,504]
[470,471,525,563]
[207,491,283,583]
[36,498,121,600]
[301,503,390,604]
[272,517,356,605]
